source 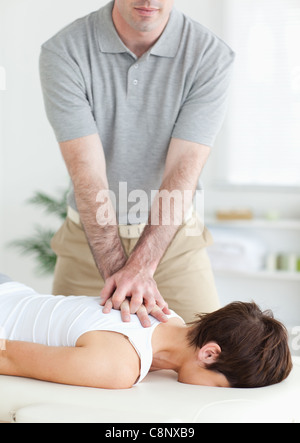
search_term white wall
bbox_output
[0,0,109,292]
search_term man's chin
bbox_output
[130,19,162,33]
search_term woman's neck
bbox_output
[151,319,192,372]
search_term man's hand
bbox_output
[99,264,171,328]
[99,139,210,328]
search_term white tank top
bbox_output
[0,282,184,385]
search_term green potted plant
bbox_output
[10,190,68,275]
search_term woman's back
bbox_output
[0,281,183,384]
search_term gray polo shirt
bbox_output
[40,1,235,224]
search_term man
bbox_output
[39,1,235,327]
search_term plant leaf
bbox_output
[9,227,57,276]
[27,190,68,220]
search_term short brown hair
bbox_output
[188,302,293,388]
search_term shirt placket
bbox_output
[127,61,141,98]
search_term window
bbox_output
[218,0,300,188]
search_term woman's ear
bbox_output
[197,342,221,366]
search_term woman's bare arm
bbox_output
[0,332,139,389]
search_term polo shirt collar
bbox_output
[97,1,183,59]
[150,8,184,58]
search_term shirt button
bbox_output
[133,79,139,86]
[134,64,139,69]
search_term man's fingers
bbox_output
[150,305,169,324]
[102,297,113,314]
[100,278,116,306]
[129,291,144,314]
[102,297,131,321]
[112,287,129,310]
[154,290,169,311]
[154,291,171,315]
[100,272,171,327]
[143,296,156,314]
[136,305,152,328]
[144,289,171,315]
[136,304,170,328]
[162,303,172,315]
[121,299,131,322]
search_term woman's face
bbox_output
[178,362,230,388]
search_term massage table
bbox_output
[0,357,299,423]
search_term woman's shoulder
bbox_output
[77,330,141,389]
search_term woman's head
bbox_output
[187,302,293,388]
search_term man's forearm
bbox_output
[127,157,200,273]
[127,141,210,274]
[73,173,127,280]
[59,135,127,280]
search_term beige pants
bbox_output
[51,212,220,323]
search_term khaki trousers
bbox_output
[51,211,220,323]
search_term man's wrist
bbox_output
[102,254,128,280]
[93,228,128,280]
[126,224,177,277]
[126,252,157,277]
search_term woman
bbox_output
[0,274,292,389]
